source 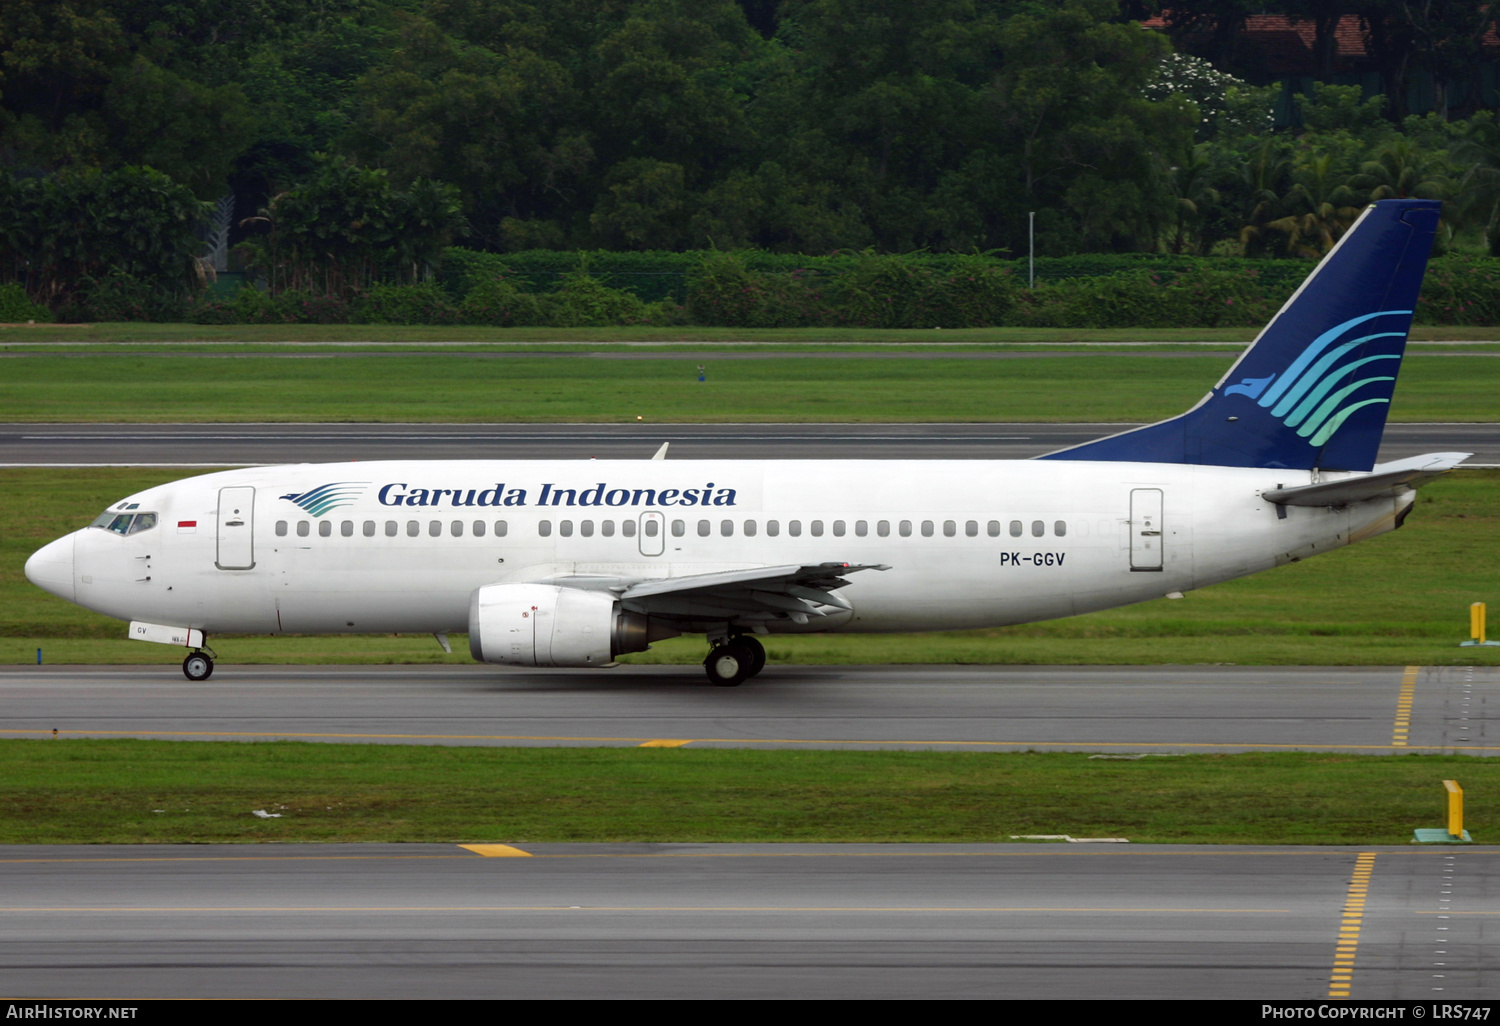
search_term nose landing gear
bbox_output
[182,649,215,681]
[702,635,767,687]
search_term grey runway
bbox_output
[3,664,1495,754]
[4,421,1498,464]
[0,842,1492,999]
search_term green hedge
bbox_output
[54,250,1500,328]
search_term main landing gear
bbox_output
[702,635,766,687]
[182,649,214,681]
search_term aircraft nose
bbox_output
[25,533,76,603]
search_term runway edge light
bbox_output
[1460,602,1500,647]
[1413,779,1472,843]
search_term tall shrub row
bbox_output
[0,166,208,310]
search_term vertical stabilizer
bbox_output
[1040,199,1440,471]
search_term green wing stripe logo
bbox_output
[279,482,369,517]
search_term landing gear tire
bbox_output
[739,635,767,677]
[183,651,214,681]
[704,641,755,687]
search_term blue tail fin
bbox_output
[1039,199,1440,471]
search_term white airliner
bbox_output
[26,199,1467,685]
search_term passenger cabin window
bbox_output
[364,521,376,537]
[721,520,733,537]
[319,521,332,537]
[966,520,978,537]
[472,520,486,537]
[559,520,573,537]
[429,521,442,537]
[602,521,615,537]
[643,520,658,538]
[671,519,685,536]
[406,521,420,537]
[385,521,398,537]
[1055,521,1067,537]
[921,521,934,537]
[539,520,552,537]
[495,521,508,537]
[811,520,824,537]
[987,520,1001,537]
[451,520,464,537]
[1009,520,1022,537]
[789,520,802,537]
[856,520,868,537]
[767,520,780,537]
[743,520,756,537]
[622,520,636,538]
[698,520,711,537]
[341,521,353,537]
[899,520,911,537]
[943,520,956,537]
[580,520,593,537]
[297,522,310,537]
[1031,520,1044,537]
[276,521,288,537]
[832,520,845,537]
[878,521,890,537]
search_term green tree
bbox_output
[241,156,466,295]
[102,56,253,198]
[1231,136,1294,257]
[0,165,209,304]
[350,13,578,248]
[1265,150,1363,257]
[990,0,1194,252]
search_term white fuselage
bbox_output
[38,459,1410,637]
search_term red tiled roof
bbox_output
[1143,12,1499,76]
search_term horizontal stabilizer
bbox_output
[1263,452,1470,506]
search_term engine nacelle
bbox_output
[468,583,657,667]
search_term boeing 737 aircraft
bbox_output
[26,199,1467,685]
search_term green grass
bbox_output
[4,322,1500,344]
[0,349,1496,421]
[4,468,1498,667]
[0,740,1490,845]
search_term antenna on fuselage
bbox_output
[651,442,669,460]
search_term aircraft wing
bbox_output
[541,563,889,624]
[1263,452,1471,507]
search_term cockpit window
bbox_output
[91,511,158,535]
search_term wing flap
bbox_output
[547,562,890,623]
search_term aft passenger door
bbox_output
[1129,488,1163,572]
[216,486,256,570]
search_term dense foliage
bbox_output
[6,1,1500,323]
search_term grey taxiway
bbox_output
[3,841,1493,1000]
[3,663,1496,755]
[4,665,1498,998]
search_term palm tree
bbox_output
[1165,143,1223,254]
[1451,114,1500,254]
[1265,151,1362,258]
[1234,137,1293,257]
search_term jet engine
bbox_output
[467,582,665,667]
